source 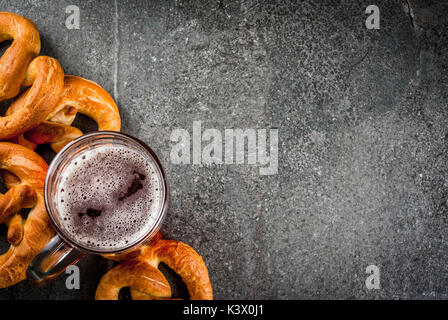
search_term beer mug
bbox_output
[27,131,169,284]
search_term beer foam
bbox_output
[55,144,164,251]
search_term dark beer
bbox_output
[55,145,163,250]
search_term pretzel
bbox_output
[10,75,121,152]
[95,239,213,300]
[0,12,40,100]
[23,121,82,153]
[0,142,53,288]
[0,12,65,140]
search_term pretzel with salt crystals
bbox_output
[95,239,213,300]
[0,12,64,140]
[0,142,53,288]
[9,75,121,152]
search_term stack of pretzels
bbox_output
[0,11,212,300]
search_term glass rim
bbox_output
[44,131,169,254]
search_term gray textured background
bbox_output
[0,0,447,299]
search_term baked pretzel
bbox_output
[11,75,121,152]
[0,12,40,100]
[0,142,53,288]
[0,12,65,140]
[95,239,213,300]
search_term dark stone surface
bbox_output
[0,0,447,299]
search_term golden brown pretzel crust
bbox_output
[48,75,121,131]
[17,75,121,152]
[24,121,83,153]
[95,258,172,300]
[0,12,40,100]
[95,240,213,300]
[0,13,119,150]
[0,12,65,140]
[0,56,65,140]
[0,142,53,288]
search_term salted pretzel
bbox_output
[9,75,121,152]
[95,239,213,300]
[0,142,53,288]
[0,12,65,140]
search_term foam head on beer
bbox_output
[54,144,164,251]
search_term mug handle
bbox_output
[26,235,85,285]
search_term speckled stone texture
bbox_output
[0,0,447,299]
